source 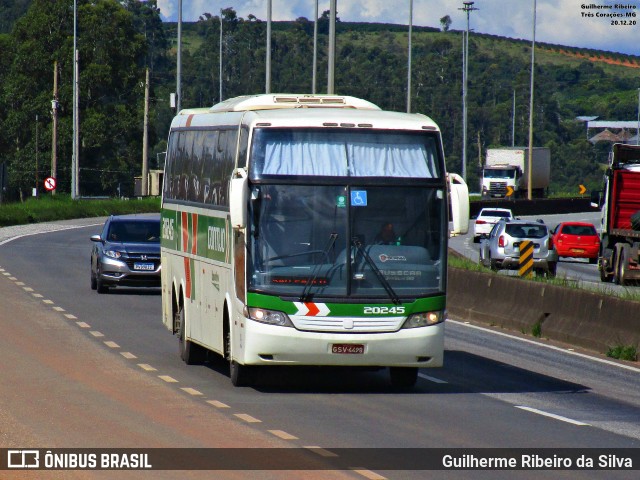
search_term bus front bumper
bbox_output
[239,320,444,368]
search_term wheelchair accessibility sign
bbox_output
[351,190,367,207]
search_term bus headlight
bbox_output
[401,311,443,329]
[247,307,293,327]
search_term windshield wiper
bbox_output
[299,233,339,302]
[351,236,401,305]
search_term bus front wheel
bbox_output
[389,367,418,389]
[230,360,252,387]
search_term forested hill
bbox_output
[1,2,639,198]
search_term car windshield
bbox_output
[561,224,597,236]
[506,224,547,239]
[107,221,160,243]
[484,169,516,179]
[481,210,511,218]
[247,184,446,299]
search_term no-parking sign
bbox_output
[44,177,57,191]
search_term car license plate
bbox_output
[571,248,584,253]
[133,262,155,271]
[332,344,365,354]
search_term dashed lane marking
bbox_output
[515,406,590,426]
[42,299,54,304]
[269,430,298,440]
[206,400,230,408]
[350,468,387,480]
[158,375,178,383]
[234,413,261,423]
[23,287,33,292]
[32,293,43,298]
[138,363,156,371]
[53,306,65,312]
[90,331,104,337]
[104,341,120,349]
[64,314,77,320]
[120,352,137,359]
[180,388,203,396]
[76,322,90,328]
[304,447,338,458]
[418,373,448,384]
[15,281,25,286]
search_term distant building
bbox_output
[582,118,640,144]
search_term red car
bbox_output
[551,222,600,263]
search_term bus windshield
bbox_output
[250,128,441,179]
[247,184,445,299]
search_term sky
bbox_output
[155,0,640,56]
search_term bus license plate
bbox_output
[332,344,365,354]
[134,262,155,271]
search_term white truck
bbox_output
[481,147,550,199]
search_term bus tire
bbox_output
[176,303,205,365]
[230,360,252,387]
[389,367,418,389]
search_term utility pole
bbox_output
[176,0,182,112]
[312,0,318,94]
[459,1,478,183]
[407,0,413,113]
[142,68,149,196]
[266,0,271,94]
[35,115,39,197]
[219,10,223,102]
[72,0,79,199]
[527,0,537,200]
[327,0,336,94]
[51,61,58,195]
[512,89,516,147]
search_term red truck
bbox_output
[596,143,640,286]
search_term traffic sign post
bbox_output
[44,177,57,192]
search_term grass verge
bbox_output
[0,195,161,227]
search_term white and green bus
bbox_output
[161,94,469,387]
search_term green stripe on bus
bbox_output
[246,292,445,316]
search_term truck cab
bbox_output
[481,165,520,198]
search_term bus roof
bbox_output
[171,94,440,132]
[208,94,381,112]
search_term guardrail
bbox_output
[447,267,639,356]
[470,197,595,218]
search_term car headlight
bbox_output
[247,307,293,327]
[104,250,123,259]
[401,311,443,329]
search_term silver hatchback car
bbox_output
[479,219,558,277]
[90,214,161,293]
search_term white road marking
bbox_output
[350,468,387,480]
[120,352,137,359]
[103,341,119,348]
[268,430,298,440]
[138,363,156,371]
[32,293,43,298]
[450,319,640,373]
[22,287,33,292]
[90,331,104,337]
[304,447,338,458]
[76,322,90,328]
[42,299,54,304]
[158,375,178,383]
[206,400,230,408]
[15,281,25,286]
[64,314,77,320]
[53,306,65,312]
[180,387,203,396]
[234,413,261,423]
[418,373,448,384]
[515,406,590,426]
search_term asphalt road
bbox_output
[0,222,639,479]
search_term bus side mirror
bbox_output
[229,170,248,229]
[448,172,470,236]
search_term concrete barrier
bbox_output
[447,267,640,355]
[470,197,595,218]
